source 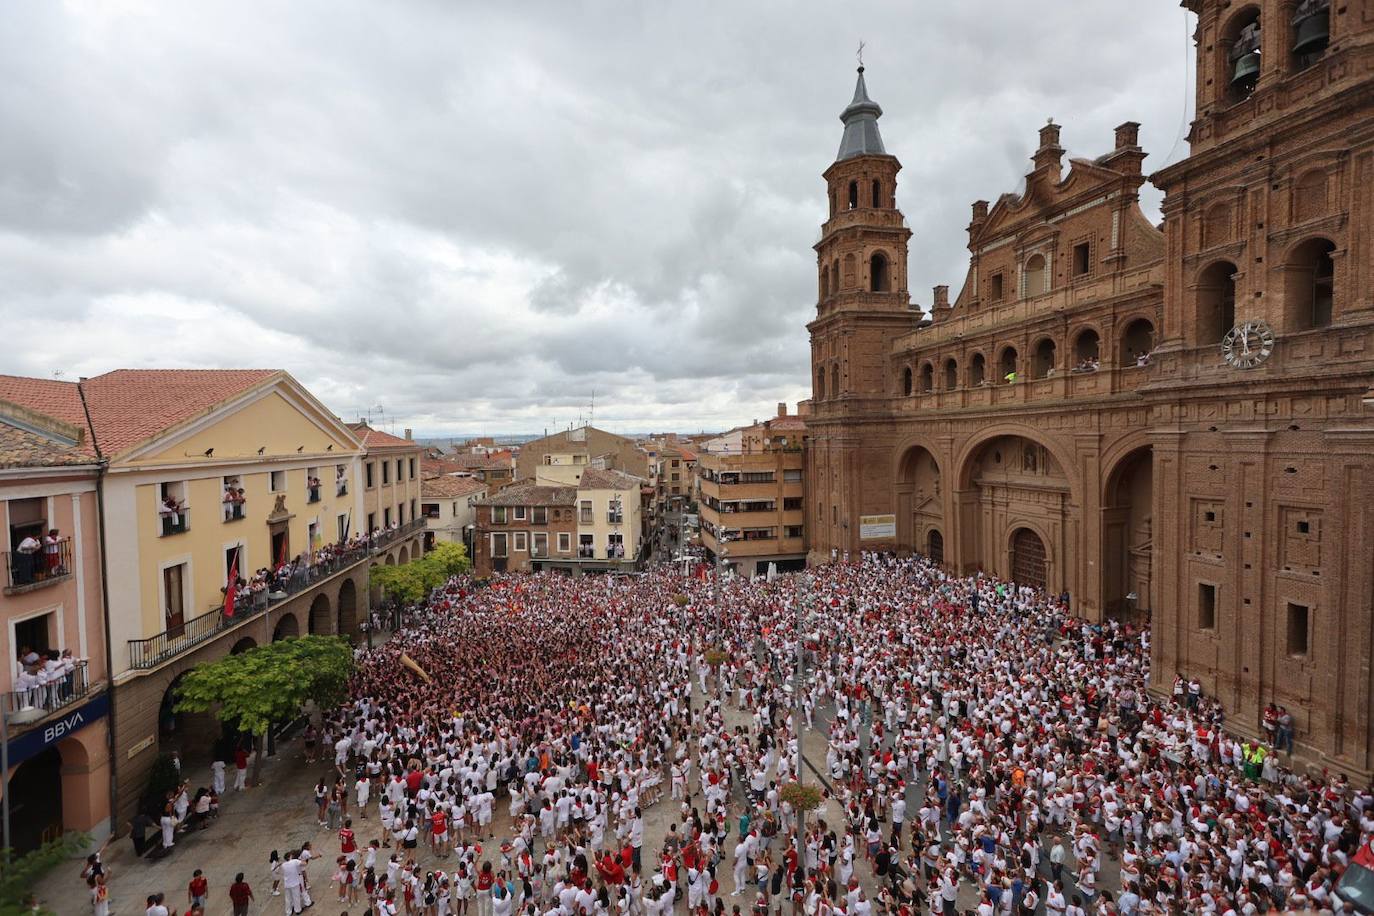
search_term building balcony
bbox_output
[3,538,73,595]
[307,487,322,504]
[222,500,246,522]
[159,509,190,537]
[3,661,95,736]
[127,542,377,672]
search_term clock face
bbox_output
[1221,320,1275,369]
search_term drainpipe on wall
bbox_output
[78,380,120,836]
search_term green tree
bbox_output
[371,541,470,606]
[0,833,89,915]
[175,635,353,785]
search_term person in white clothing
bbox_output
[281,851,305,915]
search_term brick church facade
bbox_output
[805,0,1374,776]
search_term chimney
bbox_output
[931,285,953,323]
[1033,119,1064,179]
[968,200,990,244]
[777,402,787,417]
[404,428,413,440]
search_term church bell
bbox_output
[1292,1,1331,57]
[1231,51,1261,88]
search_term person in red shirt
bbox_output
[339,817,358,863]
[187,869,209,910]
[233,746,249,791]
[227,873,254,916]
[431,808,449,857]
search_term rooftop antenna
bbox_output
[588,389,596,429]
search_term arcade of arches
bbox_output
[893,434,1153,620]
[2,726,109,856]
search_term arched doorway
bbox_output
[7,746,62,854]
[398,545,409,565]
[1010,528,1047,590]
[960,434,1071,587]
[338,578,359,640]
[308,593,331,635]
[273,613,299,641]
[1103,447,1153,620]
[384,554,396,567]
[895,445,942,555]
[927,529,944,565]
[230,636,257,654]
[160,672,219,765]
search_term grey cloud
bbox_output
[0,0,1190,432]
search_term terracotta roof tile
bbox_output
[347,422,418,451]
[421,475,487,499]
[578,468,644,490]
[0,420,96,469]
[477,481,576,507]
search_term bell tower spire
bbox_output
[836,63,887,162]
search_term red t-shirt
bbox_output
[340,827,357,853]
[229,882,253,906]
[406,770,423,792]
[189,876,208,897]
[432,812,447,834]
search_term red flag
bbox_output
[224,548,240,618]
[276,536,288,571]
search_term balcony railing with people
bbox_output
[3,536,73,594]
[127,521,427,671]
[160,505,190,536]
[3,659,92,731]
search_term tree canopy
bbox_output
[175,635,353,737]
[370,540,470,605]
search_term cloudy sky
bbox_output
[0,1,1194,436]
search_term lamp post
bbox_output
[792,574,815,874]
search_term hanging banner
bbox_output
[859,514,896,540]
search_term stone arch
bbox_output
[308,592,331,635]
[1282,236,1337,330]
[158,670,220,766]
[942,357,958,390]
[1119,316,1156,366]
[7,745,63,854]
[1023,253,1047,297]
[918,362,934,393]
[1195,260,1238,345]
[1101,440,1154,621]
[384,553,396,567]
[819,264,830,300]
[338,577,359,640]
[967,351,987,386]
[273,612,299,641]
[398,544,409,565]
[870,251,890,292]
[831,259,839,295]
[955,424,1081,502]
[230,636,257,654]
[831,363,839,398]
[1072,326,1101,366]
[1220,5,1263,104]
[1031,337,1058,379]
[998,345,1019,383]
[901,366,912,397]
[816,366,826,400]
[895,440,944,557]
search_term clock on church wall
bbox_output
[1220,320,1275,369]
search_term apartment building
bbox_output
[698,404,807,576]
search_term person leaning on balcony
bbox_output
[14,532,40,584]
[43,527,63,574]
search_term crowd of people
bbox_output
[114,553,1367,915]
[12,644,86,711]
